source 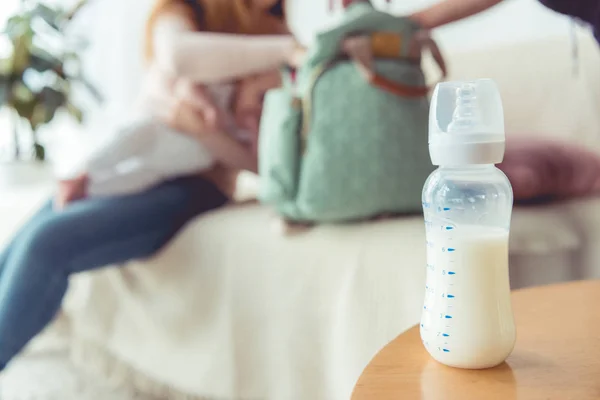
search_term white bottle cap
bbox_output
[428,79,505,166]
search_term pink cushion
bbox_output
[498,137,600,204]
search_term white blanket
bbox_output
[65,204,427,400]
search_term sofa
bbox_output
[50,30,600,400]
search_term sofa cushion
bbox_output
[499,137,600,203]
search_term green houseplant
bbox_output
[0,0,101,161]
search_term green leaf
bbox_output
[0,58,13,75]
[33,143,45,161]
[3,15,29,39]
[13,99,36,122]
[40,86,66,115]
[66,102,83,123]
[0,77,9,105]
[43,106,57,124]
[12,28,34,74]
[30,103,48,129]
[12,82,34,103]
[29,48,62,73]
[31,4,63,30]
[11,82,37,123]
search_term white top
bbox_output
[81,66,246,197]
[428,79,506,166]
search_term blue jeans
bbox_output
[0,174,227,369]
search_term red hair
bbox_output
[145,0,287,61]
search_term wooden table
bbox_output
[352,280,600,400]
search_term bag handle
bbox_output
[412,30,447,85]
[343,30,447,98]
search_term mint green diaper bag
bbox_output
[258,0,446,223]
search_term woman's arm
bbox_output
[410,0,504,29]
[153,15,294,84]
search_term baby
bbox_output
[57,70,280,206]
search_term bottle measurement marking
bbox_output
[422,208,477,362]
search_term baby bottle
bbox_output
[420,79,516,369]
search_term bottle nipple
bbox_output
[447,83,482,134]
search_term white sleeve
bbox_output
[85,119,159,175]
[153,16,294,83]
[85,119,162,197]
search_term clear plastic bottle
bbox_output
[420,79,516,369]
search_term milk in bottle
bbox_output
[420,79,516,369]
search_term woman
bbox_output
[0,0,292,371]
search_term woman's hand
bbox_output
[166,79,224,134]
[287,41,307,68]
[55,174,88,210]
[149,77,259,173]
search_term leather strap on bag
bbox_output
[411,30,447,84]
[343,30,447,98]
